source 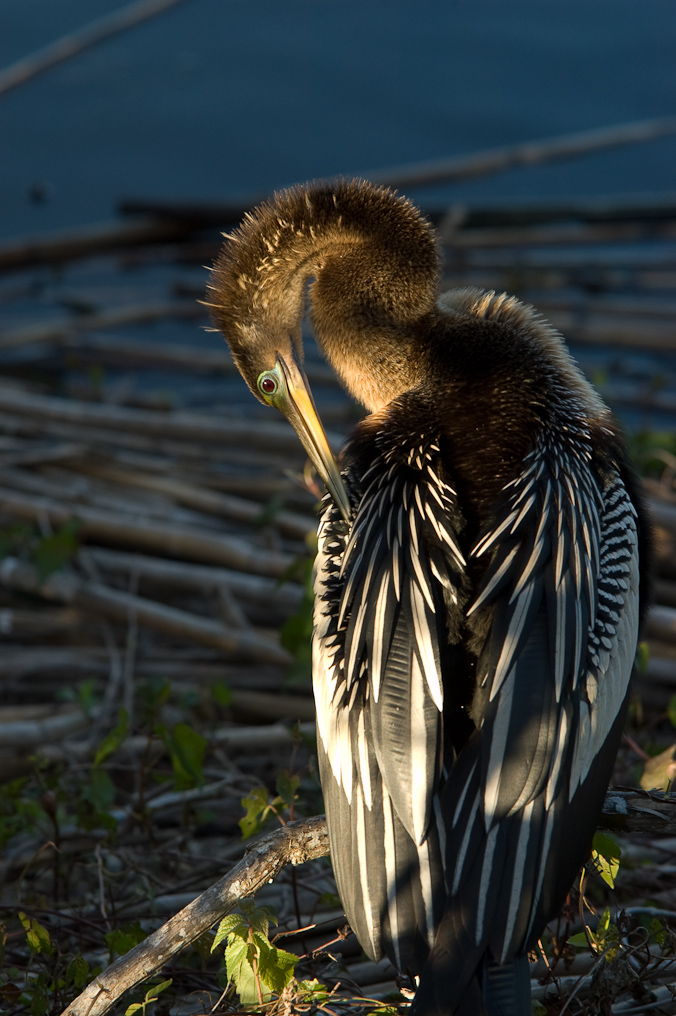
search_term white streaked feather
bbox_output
[453,759,478,828]
[484,662,517,829]
[355,784,378,957]
[417,835,437,948]
[500,799,535,961]
[382,786,402,971]
[357,708,372,809]
[490,580,535,701]
[475,824,500,944]
[410,655,429,844]
[452,794,481,893]
[370,571,391,703]
[545,709,569,809]
[410,582,443,710]
[467,544,520,615]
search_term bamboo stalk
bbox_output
[0,411,303,470]
[0,386,343,454]
[0,0,193,97]
[68,461,316,538]
[0,557,291,665]
[0,487,294,577]
[0,222,199,271]
[441,219,676,248]
[647,606,676,645]
[79,548,304,606]
[364,117,676,190]
[0,303,204,350]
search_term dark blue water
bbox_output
[1,0,676,241]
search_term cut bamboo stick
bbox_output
[0,222,198,270]
[68,460,316,538]
[79,548,304,606]
[0,557,291,665]
[0,0,193,97]
[364,117,676,190]
[0,487,294,577]
[0,386,343,453]
[441,219,676,249]
[0,302,204,350]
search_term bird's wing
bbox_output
[442,437,639,966]
[313,439,466,969]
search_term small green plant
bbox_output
[78,708,128,832]
[156,721,206,790]
[569,907,621,962]
[212,902,299,1006]
[591,831,622,889]
[280,552,315,686]
[240,771,300,839]
[124,978,172,1016]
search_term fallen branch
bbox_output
[0,385,343,453]
[0,223,198,271]
[363,117,676,190]
[69,460,315,539]
[78,547,304,607]
[59,815,330,1016]
[0,487,294,577]
[0,303,203,350]
[58,787,676,1016]
[0,557,291,665]
[0,0,193,97]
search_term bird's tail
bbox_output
[481,955,532,1016]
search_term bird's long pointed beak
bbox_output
[276,354,352,523]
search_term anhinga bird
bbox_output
[206,179,649,1016]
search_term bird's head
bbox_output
[206,219,351,521]
[206,179,439,523]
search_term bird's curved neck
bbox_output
[208,182,441,411]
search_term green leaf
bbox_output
[250,905,278,937]
[152,979,173,997]
[225,936,260,1004]
[592,832,622,888]
[239,786,272,839]
[591,849,620,888]
[87,769,116,812]
[255,935,297,993]
[212,914,247,951]
[124,1006,143,1015]
[567,932,590,948]
[18,913,53,955]
[94,709,129,767]
[65,954,90,989]
[33,520,79,581]
[158,722,206,790]
[29,972,49,1016]
[106,922,146,958]
[640,744,676,792]
[276,771,300,808]
[592,832,621,861]
[212,680,232,707]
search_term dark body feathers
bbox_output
[207,180,649,1016]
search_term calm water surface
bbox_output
[1,0,675,240]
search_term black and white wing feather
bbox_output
[313,426,466,972]
[414,428,639,1011]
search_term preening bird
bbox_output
[206,179,650,1016]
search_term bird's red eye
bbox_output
[259,373,277,396]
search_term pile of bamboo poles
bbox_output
[0,187,676,1015]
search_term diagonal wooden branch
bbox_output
[57,791,676,1016]
[59,816,330,1016]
